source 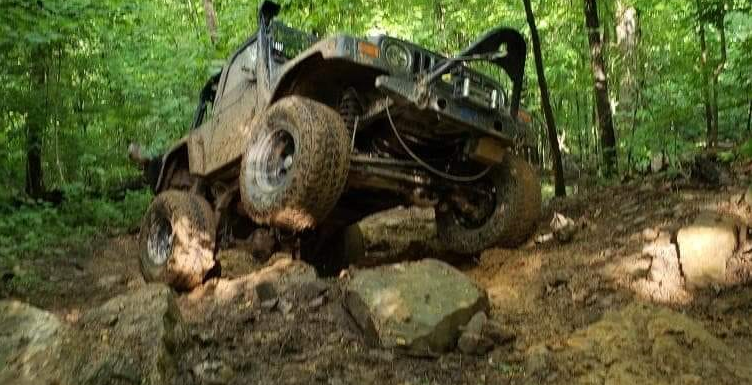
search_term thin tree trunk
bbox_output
[523,0,565,196]
[697,12,714,146]
[202,0,219,46]
[708,12,727,148]
[627,88,640,173]
[584,0,617,177]
[26,45,47,198]
[747,99,752,133]
[616,3,640,157]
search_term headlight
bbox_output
[383,42,411,72]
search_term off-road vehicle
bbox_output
[130,1,541,290]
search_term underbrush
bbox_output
[0,186,151,272]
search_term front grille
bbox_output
[411,50,436,75]
[450,67,500,111]
[403,44,505,110]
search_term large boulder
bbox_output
[0,301,81,385]
[80,283,187,385]
[344,259,488,356]
[676,212,738,288]
[0,284,187,385]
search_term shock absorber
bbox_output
[338,87,362,132]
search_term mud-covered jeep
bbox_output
[131,1,541,290]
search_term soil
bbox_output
[3,172,752,385]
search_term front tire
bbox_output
[239,96,350,232]
[139,190,217,290]
[436,155,541,254]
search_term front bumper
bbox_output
[374,75,525,145]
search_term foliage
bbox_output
[0,189,150,263]
[0,0,749,259]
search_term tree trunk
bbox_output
[747,99,751,133]
[202,0,219,46]
[616,3,640,147]
[584,0,617,176]
[26,45,47,199]
[708,12,727,148]
[523,0,565,196]
[697,10,714,145]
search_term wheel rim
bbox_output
[248,128,296,193]
[450,184,497,229]
[146,216,173,265]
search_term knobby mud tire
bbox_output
[240,96,350,232]
[139,190,217,290]
[436,155,541,254]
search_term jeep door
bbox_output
[189,38,261,176]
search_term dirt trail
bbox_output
[3,175,752,384]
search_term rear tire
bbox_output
[436,155,541,254]
[139,190,217,290]
[240,96,350,232]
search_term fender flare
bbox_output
[152,138,189,193]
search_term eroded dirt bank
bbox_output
[3,175,752,385]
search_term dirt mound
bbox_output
[538,302,752,385]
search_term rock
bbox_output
[457,312,494,355]
[97,274,124,289]
[1,286,185,385]
[525,344,551,376]
[192,360,234,385]
[260,298,278,310]
[185,256,317,308]
[641,227,659,241]
[0,301,81,385]
[308,295,325,310]
[278,298,293,315]
[482,320,515,345]
[651,154,666,173]
[535,233,554,244]
[632,215,647,226]
[550,213,576,243]
[345,259,488,356]
[677,212,737,288]
[638,232,689,304]
[81,283,186,385]
[745,185,752,207]
[254,281,277,302]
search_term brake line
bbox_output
[384,98,491,183]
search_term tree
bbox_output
[203,0,219,46]
[523,0,565,196]
[584,0,617,176]
[697,2,715,147]
[616,3,641,170]
[707,2,727,148]
[25,44,47,199]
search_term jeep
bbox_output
[130,1,541,290]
